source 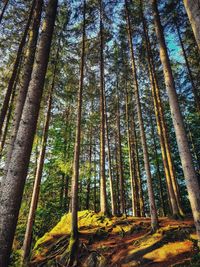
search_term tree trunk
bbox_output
[130,112,144,217]
[125,0,158,231]
[0,0,36,138]
[125,86,137,216]
[104,95,117,216]
[94,149,97,213]
[4,0,43,171]
[149,109,166,216]
[183,0,200,51]
[86,121,93,210]
[0,0,9,24]
[68,1,86,265]
[141,2,182,217]
[152,0,200,246]
[116,83,125,215]
[115,135,121,215]
[0,59,21,156]
[174,19,200,113]
[0,1,57,265]
[22,63,56,263]
[99,0,107,214]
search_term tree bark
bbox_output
[125,0,158,230]
[0,0,9,24]
[116,82,125,215]
[152,0,200,246]
[174,19,200,113]
[149,109,166,216]
[125,86,137,216]
[141,1,182,217]
[86,120,93,210]
[68,1,86,265]
[0,59,21,156]
[0,0,36,138]
[183,0,200,51]
[99,0,107,214]
[130,112,144,217]
[104,95,117,216]
[0,1,57,265]
[22,56,58,263]
[4,0,43,171]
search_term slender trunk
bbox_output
[149,110,166,216]
[125,86,137,216]
[183,0,200,51]
[0,1,57,265]
[68,1,86,265]
[86,122,92,210]
[99,0,107,214]
[4,0,43,171]
[175,20,200,113]
[125,0,158,230]
[141,2,181,217]
[152,0,200,245]
[22,65,56,263]
[0,0,9,24]
[104,95,116,215]
[115,135,120,215]
[130,113,144,217]
[116,84,125,214]
[0,60,21,156]
[0,0,36,138]
[94,148,97,213]
[187,126,200,176]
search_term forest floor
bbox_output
[29,210,200,267]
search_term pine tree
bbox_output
[152,0,200,246]
[0,0,58,264]
[183,0,200,51]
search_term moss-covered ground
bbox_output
[29,210,199,266]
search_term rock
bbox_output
[83,252,107,267]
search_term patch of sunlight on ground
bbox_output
[128,232,162,255]
[190,233,197,240]
[143,240,193,263]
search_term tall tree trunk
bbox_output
[86,121,93,210]
[174,19,200,113]
[0,0,9,24]
[0,59,21,156]
[67,1,86,265]
[0,1,57,265]
[130,112,144,217]
[140,2,182,217]
[125,86,137,216]
[152,0,200,246]
[183,0,200,51]
[149,109,166,216]
[115,135,121,215]
[4,0,43,172]
[99,0,107,214]
[116,83,125,214]
[125,0,158,231]
[94,148,97,213]
[22,64,56,263]
[104,95,116,215]
[0,0,36,138]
